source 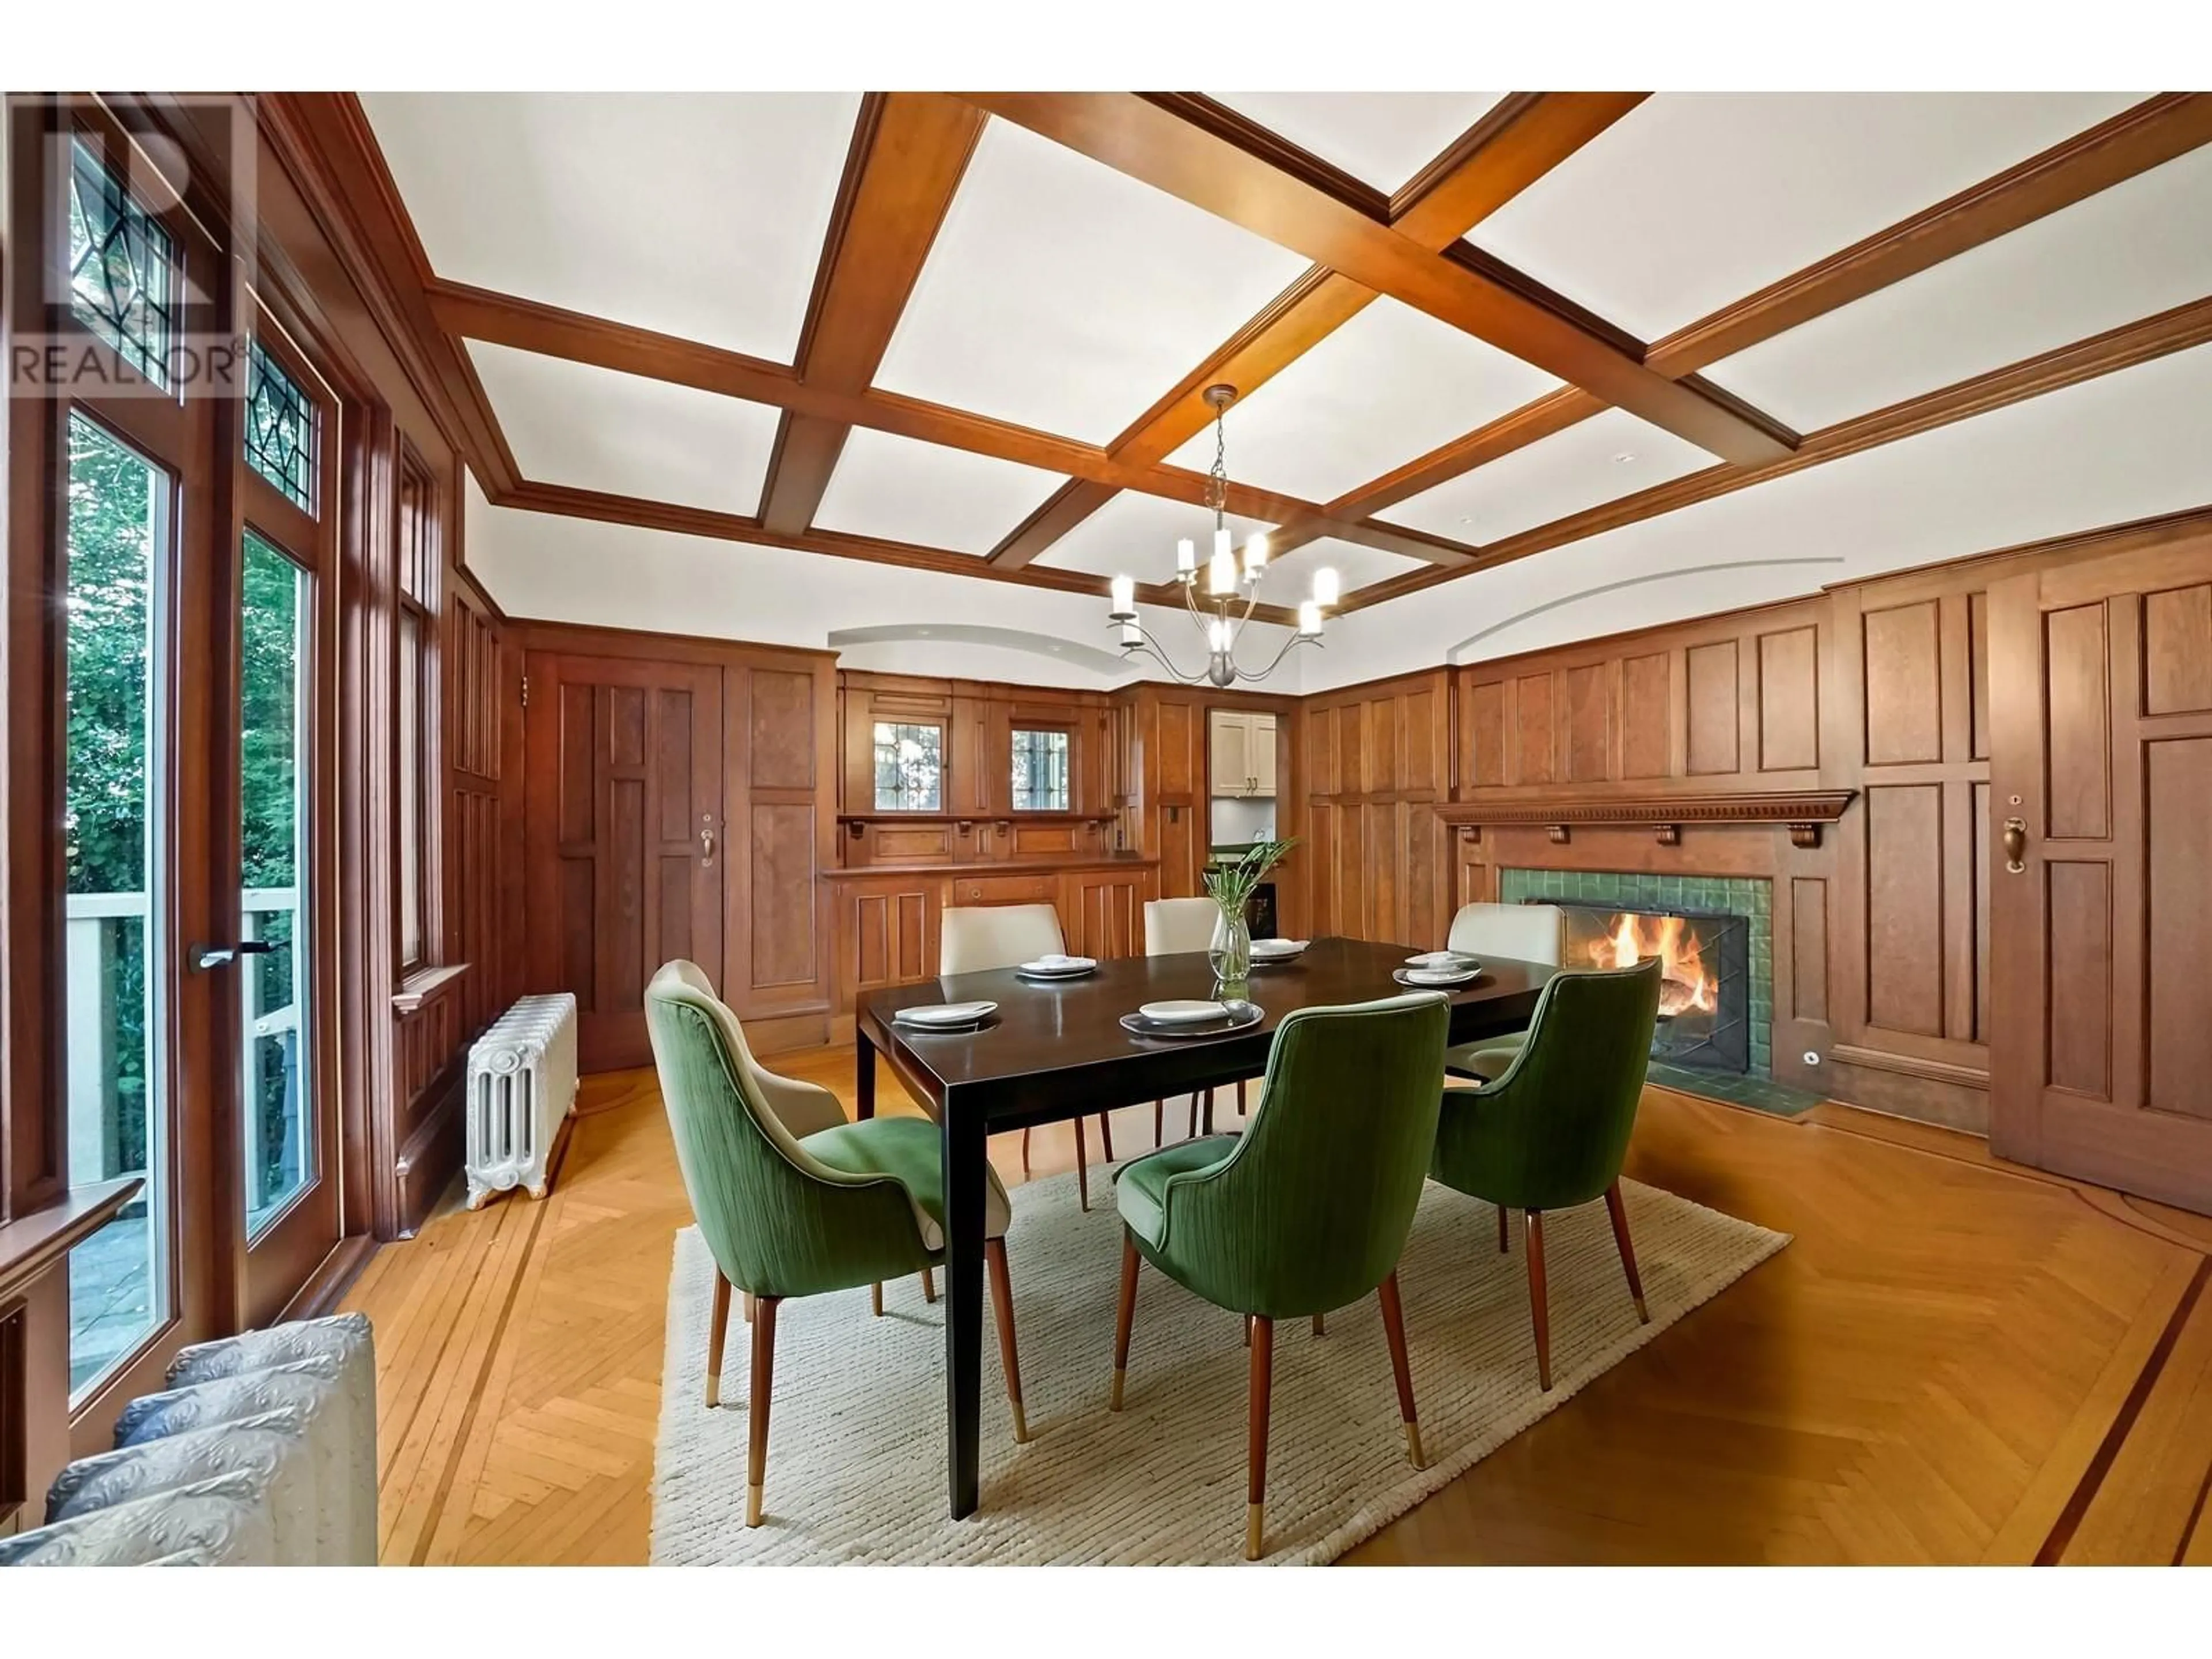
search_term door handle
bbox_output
[193,941,277,972]
[2002,816,2028,874]
[699,816,717,865]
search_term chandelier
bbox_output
[1106,384,1337,687]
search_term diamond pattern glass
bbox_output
[67,138,176,389]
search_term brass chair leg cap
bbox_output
[1109,1367,1126,1412]
[1011,1401,1030,1444]
[704,1377,720,1409]
[1405,1422,1425,1469]
[1245,1502,1265,1560]
[1633,1295,1650,1323]
[745,1483,764,1528]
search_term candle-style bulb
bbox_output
[1108,573,1136,619]
[1312,566,1341,608]
[1243,532,1270,575]
[1208,548,1238,597]
[1176,537,1196,575]
[1298,600,1322,637]
[1120,619,1142,647]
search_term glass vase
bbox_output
[1209,898,1253,998]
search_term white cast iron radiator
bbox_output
[466,991,579,1209]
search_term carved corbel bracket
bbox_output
[1789,823,1823,849]
[1654,825,1681,846]
[1547,825,1571,844]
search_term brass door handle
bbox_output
[700,817,717,864]
[2002,817,2027,874]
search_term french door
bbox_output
[1987,530,2212,1214]
[524,653,726,1072]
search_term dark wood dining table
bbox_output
[853,933,1555,1520]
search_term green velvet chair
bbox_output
[1429,956,1663,1392]
[1108,992,1449,1560]
[643,961,1028,1528]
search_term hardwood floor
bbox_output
[343,1050,2212,1566]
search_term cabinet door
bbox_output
[1251,717,1278,797]
[1211,711,1250,797]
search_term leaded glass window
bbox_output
[872,722,942,812]
[1010,728,1070,812]
[245,342,318,512]
[67,138,177,389]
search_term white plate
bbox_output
[1137,999,1229,1025]
[1249,938,1308,960]
[1405,950,1476,969]
[1018,956,1096,976]
[895,1001,998,1027]
[1395,966,1478,988]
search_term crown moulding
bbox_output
[1434,789,1857,849]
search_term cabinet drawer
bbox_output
[952,874,1056,907]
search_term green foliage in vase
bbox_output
[1202,837,1296,915]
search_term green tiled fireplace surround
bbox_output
[1499,868,1775,1078]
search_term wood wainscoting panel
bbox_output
[1791,877,1830,1024]
[2046,859,2115,1100]
[1464,678,1506,789]
[1863,600,1944,766]
[1565,663,1611,782]
[1968,589,1993,762]
[1685,641,1740,775]
[2044,601,2113,840]
[1620,652,1671,779]
[1866,783,1946,1038]
[1513,673,1555,785]
[2145,584,2212,714]
[749,804,819,989]
[1758,626,1820,771]
[2146,738,2212,1120]
[747,668,818,790]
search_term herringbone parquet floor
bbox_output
[343,1052,2212,1566]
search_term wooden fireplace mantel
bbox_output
[1434,789,1858,849]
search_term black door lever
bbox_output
[192,941,279,971]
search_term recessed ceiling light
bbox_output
[1611,452,1638,464]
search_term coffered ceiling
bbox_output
[344,89,2212,667]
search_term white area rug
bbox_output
[652,1171,1787,1565]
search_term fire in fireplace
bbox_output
[1552,901,1752,1073]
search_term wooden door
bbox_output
[525,654,725,1072]
[1251,715,1279,797]
[1988,537,2212,1213]
[1211,710,1250,797]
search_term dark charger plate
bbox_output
[1117,1001,1265,1040]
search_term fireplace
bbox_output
[1555,902,1752,1074]
[1499,870,1774,1077]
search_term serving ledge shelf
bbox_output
[1436,789,1857,849]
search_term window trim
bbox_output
[1007,723,1074,815]
[869,718,948,815]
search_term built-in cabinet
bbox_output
[1209,710,1278,798]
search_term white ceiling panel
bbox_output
[361,92,858,359]
[1035,490,1271,584]
[1208,93,1508,194]
[468,341,781,516]
[1472,93,2145,342]
[812,427,1063,555]
[1703,145,2212,433]
[1382,408,1715,546]
[871,119,1312,444]
[1267,536,1425,600]
[1165,297,1561,502]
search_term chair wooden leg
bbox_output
[986,1238,1028,1443]
[1377,1270,1423,1467]
[870,1282,882,1317]
[705,1270,732,1407]
[1188,1092,1202,1141]
[1247,1316,1274,1559]
[1073,1115,1091,1211]
[1237,1078,1248,1116]
[746,1296,780,1526]
[1497,1203,1510,1253]
[1021,1127,1032,1175]
[1097,1111,1115,1163]
[920,1265,937,1304]
[1154,1100,1165,1146]
[1203,1088,1215,1135]
[1111,1232,1140,1411]
[743,1291,755,1323]
[1311,1312,1325,1338]
[1604,1180,1650,1322]
[1243,1314,1252,1347]
[1524,1210,1552,1391]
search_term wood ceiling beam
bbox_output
[494,479,1302,624]
[759,94,987,534]
[986,92,1643,570]
[1281,91,2212,553]
[1334,292,2212,613]
[425,277,1349,527]
[961,92,1794,468]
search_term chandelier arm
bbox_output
[1238,629,1321,683]
[1116,624,1207,683]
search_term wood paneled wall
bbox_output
[1304,670,1452,948]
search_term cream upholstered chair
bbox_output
[1443,902,1565,1080]
[1142,896,1245,1142]
[940,904,1118,1209]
